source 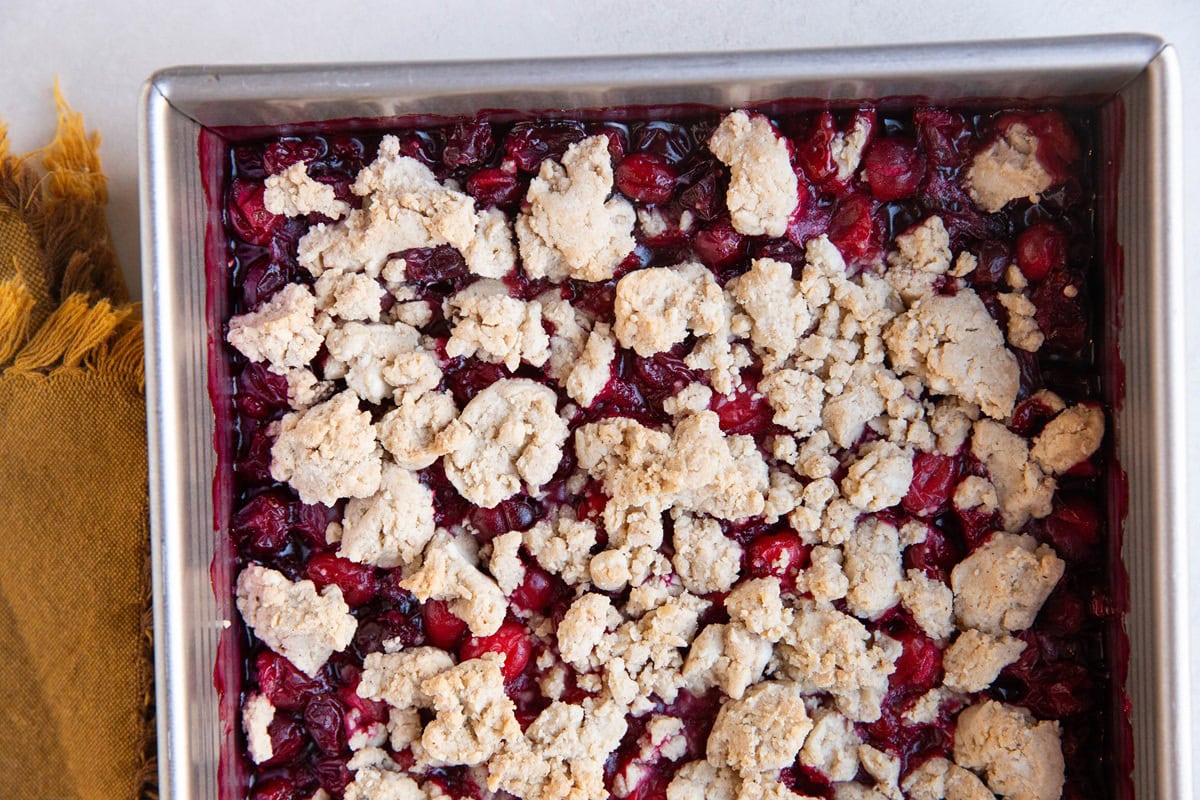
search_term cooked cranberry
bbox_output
[709,388,773,435]
[460,622,532,679]
[1031,270,1088,353]
[443,359,512,406]
[303,695,347,756]
[312,755,353,796]
[678,161,725,221]
[237,255,296,310]
[470,494,544,539]
[336,684,388,742]
[1009,395,1059,437]
[466,167,522,207]
[442,119,495,169]
[615,153,678,204]
[968,240,1013,289]
[234,425,275,484]
[1022,662,1094,718]
[504,121,587,172]
[889,626,942,694]
[353,608,424,656]
[251,777,295,800]
[510,564,555,613]
[263,137,327,175]
[693,218,746,269]
[1016,222,1068,282]
[785,179,832,248]
[633,121,693,163]
[423,599,469,649]
[391,130,441,169]
[235,362,291,419]
[1040,494,1102,561]
[228,179,280,245]
[902,452,961,518]
[746,532,808,585]
[256,650,326,711]
[305,553,378,606]
[632,348,701,402]
[827,193,881,264]
[288,501,337,549]
[233,144,267,179]
[400,245,470,288]
[591,123,629,161]
[260,715,306,766]
[232,492,291,556]
[1039,588,1088,636]
[862,137,926,201]
[903,523,961,580]
[795,109,875,191]
[913,108,972,167]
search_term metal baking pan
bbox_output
[139,35,1187,800]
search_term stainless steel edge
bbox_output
[1126,44,1190,799]
[146,34,1165,130]
[142,35,1181,800]
[142,78,222,800]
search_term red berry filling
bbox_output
[218,103,1113,800]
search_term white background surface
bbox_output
[1,0,1197,793]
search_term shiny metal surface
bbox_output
[140,34,1186,800]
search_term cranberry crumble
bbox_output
[216,103,1116,800]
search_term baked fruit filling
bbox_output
[219,104,1113,800]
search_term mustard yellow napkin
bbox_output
[0,90,155,800]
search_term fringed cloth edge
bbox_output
[0,86,154,800]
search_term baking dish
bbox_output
[139,35,1187,800]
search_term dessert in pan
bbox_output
[217,102,1113,800]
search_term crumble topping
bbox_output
[313,269,384,322]
[242,693,276,764]
[953,701,1065,800]
[902,757,994,800]
[298,134,515,278]
[708,111,799,237]
[227,283,326,372]
[971,420,1056,530]
[779,600,900,722]
[235,564,357,676]
[841,518,903,620]
[565,322,616,407]
[359,646,456,709]
[671,512,743,594]
[339,463,436,568]
[727,258,811,371]
[885,290,1019,420]
[1030,404,1105,475]
[378,390,458,469]
[942,630,1027,693]
[515,135,636,282]
[269,390,382,505]
[438,379,569,508]
[445,280,551,370]
[998,291,1044,352]
[420,654,522,766]
[682,622,772,699]
[898,569,955,640]
[951,533,1064,635]
[706,681,813,772]
[401,533,508,636]
[487,699,628,800]
[885,216,952,305]
[264,161,351,220]
[799,706,861,782]
[613,262,725,357]
[725,577,793,642]
[965,123,1054,213]
[228,107,1108,800]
